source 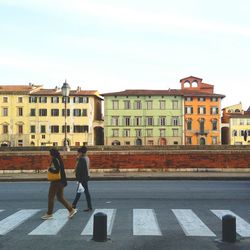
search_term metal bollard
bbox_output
[93,212,107,242]
[222,214,236,243]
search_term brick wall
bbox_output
[1,149,250,171]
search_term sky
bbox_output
[1,0,250,109]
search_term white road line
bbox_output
[81,209,116,236]
[211,210,250,237]
[133,209,162,236]
[0,209,40,235]
[29,209,70,235]
[172,209,216,237]
[0,210,4,212]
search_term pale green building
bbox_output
[102,89,184,146]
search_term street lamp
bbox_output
[61,80,71,151]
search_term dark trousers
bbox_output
[72,181,92,209]
[47,181,72,215]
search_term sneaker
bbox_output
[41,214,53,220]
[68,209,77,219]
[83,208,92,212]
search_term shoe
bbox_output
[41,214,53,220]
[83,208,92,212]
[68,209,77,219]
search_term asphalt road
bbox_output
[0,180,250,250]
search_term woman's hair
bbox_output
[77,146,87,154]
[49,148,61,158]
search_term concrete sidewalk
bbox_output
[1,171,250,181]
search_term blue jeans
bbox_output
[72,181,92,209]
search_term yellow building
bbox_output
[221,103,250,145]
[0,84,103,147]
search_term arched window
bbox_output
[184,81,190,88]
[135,138,142,146]
[112,140,120,145]
[200,137,206,145]
[192,80,198,87]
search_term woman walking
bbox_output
[41,148,77,220]
[72,146,92,211]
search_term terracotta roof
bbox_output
[0,85,39,94]
[102,89,225,98]
[102,89,182,96]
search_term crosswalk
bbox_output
[0,208,249,237]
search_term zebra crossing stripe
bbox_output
[0,209,40,235]
[81,209,116,236]
[29,209,70,235]
[0,210,4,212]
[211,210,250,237]
[133,209,162,236]
[172,209,216,237]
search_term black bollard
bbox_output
[93,212,107,242]
[222,214,236,243]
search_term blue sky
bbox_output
[1,0,250,108]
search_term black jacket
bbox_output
[49,157,67,187]
[75,157,89,183]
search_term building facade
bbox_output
[0,84,103,147]
[102,90,184,146]
[181,76,225,145]
[221,103,250,145]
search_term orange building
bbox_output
[180,76,225,145]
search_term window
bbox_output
[247,119,250,125]
[146,101,153,110]
[30,125,36,133]
[74,125,88,133]
[3,108,8,116]
[112,129,119,137]
[124,129,130,137]
[62,125,70,133]
[42,134,46,139]
[39,97,47,103]
[186,137,192,145]
[240,119,244,125]
[134,101,142,110]
[111,116,119,126]
[172,117,179,126]
[198,106,206,114]
[146,129,153,137]
[3,96,8,103]
[51,126,59,133]
[172,129,178,137]
[198,97,206,101]
[159,129,165,137]
[18,125,23,134]
[200,118,205,133]
[124,100,131,109]
[124,117,131,126]
[135,129,142,137]
[31,135,35,139]
[172,100,179,110]
[241,130,245,136]
[210,107,219,115]
[159,116,166,126]
[62,109,70,116]
[185,106,193,114]
[3,125,8,134]
[135,116,142,126]
[185,97,193,101]
[232,130,237,136]
[62,97,70,103]
[41,125,46,133]
[73,97,86,103]
[187,119,192,130]
[51,97,59,103]
[112,100,119,110]
[212,136,218,145]
[18,140,23,147]
[159,100,165,110]
[39,109,47,116]
[30,109,36,116]
[51,109,59,116]
[18,97,23,103]
[146,117,154,126]
[212,120,218,130]
[29,96,37,103]
[82,109,87,116]
[73,109,81,116]
[211,97,218,102]
[17,107,23,116]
